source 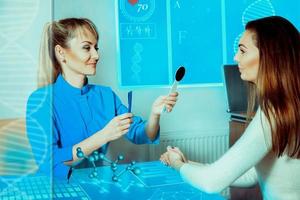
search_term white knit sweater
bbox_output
[180,108,300,200]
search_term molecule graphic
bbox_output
[76,147,141,182]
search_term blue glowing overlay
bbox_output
[0,161,225,200]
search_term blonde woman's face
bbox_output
[63,29,99,76]
[234,30,259,83]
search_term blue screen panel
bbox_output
[117,0,300,87]
[118,0,169,86]
[117,0,224,87]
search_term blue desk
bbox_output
[0,161,224,200]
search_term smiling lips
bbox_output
[87,62,97,67]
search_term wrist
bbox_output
[96,129,110,143]
[150,110,160,119]
[172,159,184,171]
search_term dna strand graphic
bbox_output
[233,0,275,54]
[130,42,144,84]
[0,0,50,197]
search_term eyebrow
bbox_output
[238,44,247,48]
[81,41,97,45]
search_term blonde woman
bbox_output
[26,18,178,178]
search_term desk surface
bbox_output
[0,161,224,200]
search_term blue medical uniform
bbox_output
[26,74,159,178]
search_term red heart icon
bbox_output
[128,0,138,6]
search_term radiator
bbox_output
[150,129,229,163]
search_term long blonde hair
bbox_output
[38,18,98,88]
[246,16,300,158]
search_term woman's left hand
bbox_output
[151,92,179,116]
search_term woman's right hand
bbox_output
[160,146,188,165]
[167,146,188,163]
[102,113,133,142]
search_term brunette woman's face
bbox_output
[234,30,259,83]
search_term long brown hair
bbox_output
[246,16,300,158]
[38,18,98,88]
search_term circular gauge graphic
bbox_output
[120,0,155,22]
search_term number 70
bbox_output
[137,3,149,12]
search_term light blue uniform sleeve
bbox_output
[26,87,73,178]
[112,92,160,144]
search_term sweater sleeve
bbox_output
[230,167,258,187]
[180,108,271,193]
